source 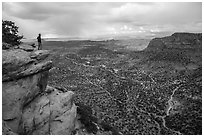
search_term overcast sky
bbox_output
[2,2,202,39]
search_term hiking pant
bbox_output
[38,42,42,50]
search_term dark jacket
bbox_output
[37,36,41,43]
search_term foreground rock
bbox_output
[2,46,78,135]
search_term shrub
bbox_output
[2,20,23,46]
[76,103,98,134]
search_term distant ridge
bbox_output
[145,32,202,51]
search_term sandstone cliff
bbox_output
[145,32,202,51]
[2,43,78,135]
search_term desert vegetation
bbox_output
[43,33,202,134]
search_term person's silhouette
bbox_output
[37,34,42,50]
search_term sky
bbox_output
[2,2,202,40]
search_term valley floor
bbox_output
[43,40,202,135]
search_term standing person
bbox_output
[37,33,42,50]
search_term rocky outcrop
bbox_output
[2,49,52,82]
[2,44,78,135]
[21,86,77,135]
[2,71,50,134]
[145,33,202,51]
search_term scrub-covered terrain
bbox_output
[44,33,202,135]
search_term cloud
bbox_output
[2,2,202,39]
